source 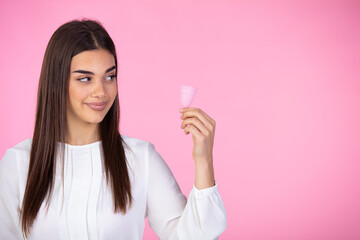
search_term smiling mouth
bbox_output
[86,102,107,111]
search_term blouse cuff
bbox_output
[192,181,218,198]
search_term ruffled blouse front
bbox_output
[0,135,227,240]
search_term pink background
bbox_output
[1,0,360,239]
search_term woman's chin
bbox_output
[84,115,106,124]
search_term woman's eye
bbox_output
[78,77,91,82]
[105,75,116,81]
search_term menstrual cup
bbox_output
[180,85,197,107]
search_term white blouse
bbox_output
[0,135,227,240]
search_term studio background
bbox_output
[1,0,360,239]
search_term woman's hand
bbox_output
[179,107,216,189]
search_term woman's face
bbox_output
[67,48,118,127]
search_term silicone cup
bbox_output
[180,85,197,107]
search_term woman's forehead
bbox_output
[70,49,115,72]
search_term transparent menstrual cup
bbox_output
[180,85,197,107]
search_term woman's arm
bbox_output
[145,143,227,240]
[146,107,226,239]
[179,107,216,189]
[0,149,23,240]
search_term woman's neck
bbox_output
[66,122,101,146]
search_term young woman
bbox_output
[0,19,227,240]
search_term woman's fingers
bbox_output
[181,107,214,123]
[184,123,203,140]
[180,107,215,132]
[181,117,209,136]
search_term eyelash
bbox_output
[77,75,117,82]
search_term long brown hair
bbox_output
[20,19,132,239]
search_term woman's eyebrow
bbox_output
[72,65,116,75]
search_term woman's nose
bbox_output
[91,79,105,98]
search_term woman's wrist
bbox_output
[194,159,215,190]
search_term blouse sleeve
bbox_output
[0,149,23,240]
[145,143,227,240]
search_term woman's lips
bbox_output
[86,102,107,111]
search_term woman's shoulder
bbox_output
[10,138,33,151]
[0,138,32,175]
[121,134,153,150]
[1,138,32,158]
[120,134,158,164]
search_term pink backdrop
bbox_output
[1,0,360,239]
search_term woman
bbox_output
[0,19,227,240]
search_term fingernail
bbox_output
[179,108,184,112]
